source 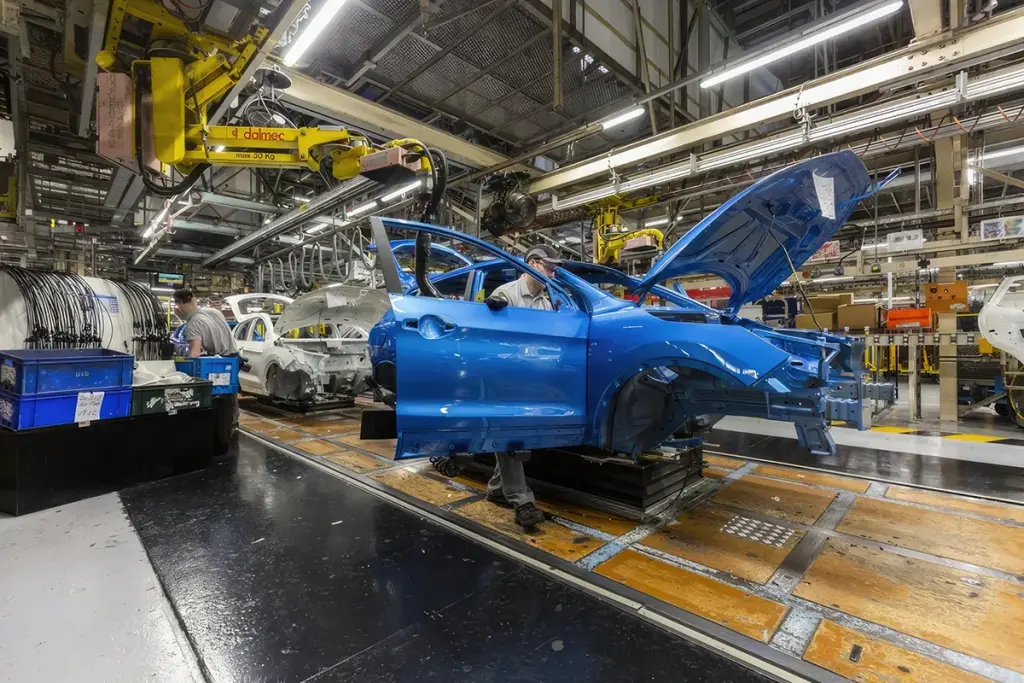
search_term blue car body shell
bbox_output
[367,152,872,460]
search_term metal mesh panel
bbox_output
[504,119,543,141]
[373,34,438,85]
[362,0,413,17]
[563,78,632,120]
[312,4,394,72]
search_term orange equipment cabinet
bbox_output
[924,281,968,312]
[885,307,933,330]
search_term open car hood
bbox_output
[634,151,870,314]
[275,286,391,336]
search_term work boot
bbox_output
[514,502,545,529]
[486,490,512,508]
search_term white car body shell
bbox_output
[232,287,390,402]
[979,276,1024,363]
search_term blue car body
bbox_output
[368,152,873,460]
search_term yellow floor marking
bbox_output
[332,434,398,459]
[804,620,991,682]
[702,466,730,480]
[323,450,393,474]
[752,464,870,494]
[370,468,473,507]
[885,485,1024,524]
[456,500,603,562]
[293,439,344,456]
[794,539,1024,674]
[534,498,638,537]
[870,426,918,434]
[703,454,747,470]
[643,504,804,584]
[596,550,788,643]
[712,475,838,525]
[837,496,1024,575]
[943,433,1006,443]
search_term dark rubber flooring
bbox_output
[121,437,768,683]
[710,430,1024,501]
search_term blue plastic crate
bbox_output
[0,387,133,430]
[175,357,239,395]
[0,348,134,396]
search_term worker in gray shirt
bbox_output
[486,244,562,311]
[481,244,564,529]
[174,288,240,438]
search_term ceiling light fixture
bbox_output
[700,0,904,89]
[347,200,378,218]
[380,180,422,203]
[978,143,1024,161]
[644,217,669,227]
[601,106,646,130]
[283,0,349,66]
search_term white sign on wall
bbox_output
[887,229,924,251]
[980,216,1024,241]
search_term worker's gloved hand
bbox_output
[484,296,509,312]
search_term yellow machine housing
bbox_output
[594,204,664,266]
[98,0,431,184]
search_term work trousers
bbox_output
[487,451,535,507]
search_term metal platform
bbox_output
[233,400,1024,682]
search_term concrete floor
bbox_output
[0,493,203,683]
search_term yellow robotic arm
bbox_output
[97,0,431,192]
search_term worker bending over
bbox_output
[482,245,564,529]
[173,288,240,439]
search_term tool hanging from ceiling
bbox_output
[94,0,441,203]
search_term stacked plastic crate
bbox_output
[0,349,134,430]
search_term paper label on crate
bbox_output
[1,363,14,387]
[0,397,12,422]
[74,391,104,423]
[209,372,231,387]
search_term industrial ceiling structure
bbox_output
[0,0,1022,305]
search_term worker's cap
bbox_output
[524,244,564,267]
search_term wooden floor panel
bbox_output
[332,434,398,459]
[642,504,804,584]
[753,465,870,494]
[794,539,1024,674]
[837,496,1024,575]
[252,425,306,442]
[596,550,789,643]
[885,485,1024,524]
[295,420,360,437]
[712,475,838,525]
[370,468,474,507]
[804,620,991,682]
[703,454,747,470]
[456,500,603,562]
[293,439,344,456]
[534,497,639,537]
[323,450,393,474]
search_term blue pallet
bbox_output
[175,357,239,395]
[0,387,133,430]
[0,348,134,396]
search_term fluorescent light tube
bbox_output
[814,276,855,283]
[644,217,669,227]
[701,1,903,89]
[283,0,349,66]
[306,222,329,234]
[347,200,377,218]
[551,183,618,211]
[601,106,645,130]
[380,180,422,202]
[980,144,1024,161]
[150,287,175,294]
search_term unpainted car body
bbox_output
[368,152,874,460]
[233,287,389,403]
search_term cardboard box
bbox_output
[806,293,853,313]
[796,312,835,330]
[837,303,878,331]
